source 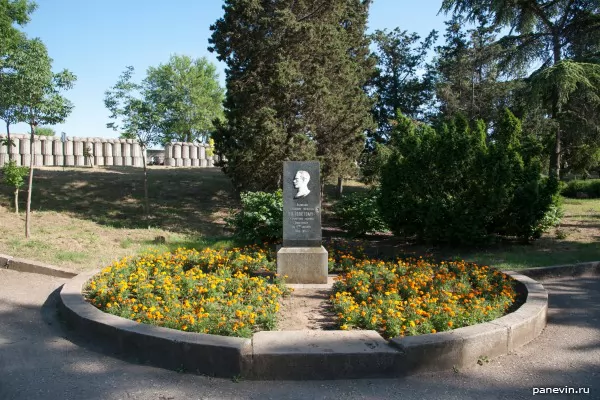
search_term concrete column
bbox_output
[52,138,63,156]
[64,139,74,156]
[165,157,175,166]
[103,140,113,157]
[43,154,54,166]
[132,141,141,158]
[20,137,30,155]
[8,137,20,157]
[33,137,42,155]
[173,142,182,159]
[191,159,200,167]
[181,143,190,160]
[0,153,8,166]
[183,158,191,167]
[189,144,198,160]
[93,140,103,157]
[122,140,132,166]
[41,137,53,155]
[75,155,86,166]
[103,140,114,166]
[164,143,173,159]
[93,139,104,166]
[54,155,64,166]
[0,137,7,157]
[64,155,74,166]
[73,139,83,156]
[199,145,206,164]
[122,140,132,157]
[21,154,30,166]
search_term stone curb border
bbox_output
[0,253,77,279]
[58,269,552,380]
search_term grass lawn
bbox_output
[0,166,598,272]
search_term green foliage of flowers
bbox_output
[332,187,388,237]
[331,257,516,338]
[226,190,283,243]
[85,248,289,338]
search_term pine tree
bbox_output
[209,0,375,192]
[441,0,600,177]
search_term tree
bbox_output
[209,0,375,192]
[144,54,225,144]
[369,28,437,143]
[433,15,524,126]
[1,160,28,213]
[0,0,37,161]
[441,0,600,177]
[10,38,75,238]
[105,66,162,220]
[34,125,54,136]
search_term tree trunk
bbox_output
[14,187,19,214]
[25,124,36,238]
[142,149,149,220]
[336,176,344,199]
[6,122,12,162]
[550,34,562,178]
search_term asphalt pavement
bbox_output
[0,269,598,400]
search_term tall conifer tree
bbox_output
[209,0,375,191]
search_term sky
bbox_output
[10,0,450,140]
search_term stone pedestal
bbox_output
[277,246,328,284]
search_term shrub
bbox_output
[561,179,600,198]
[1,161,29,214]
[84,248,288,338]
[379,110,561,244]
[226,190,283,243]
[332,187,388,237]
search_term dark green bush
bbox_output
[561,179,600,198]
[379,110,561,245]
[332,187,388,237]
[226,190,283,243]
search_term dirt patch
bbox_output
[277,288,337,330]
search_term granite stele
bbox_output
[277,161,328,284]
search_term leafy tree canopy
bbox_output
[145,54,225,144]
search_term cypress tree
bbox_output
[209,0,375,192]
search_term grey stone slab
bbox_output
[251,330,400,379]
[277,246,328,284]
[282,161,322,247]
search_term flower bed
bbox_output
[84,248,288,338]
[331,257,516,338]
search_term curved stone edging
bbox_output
[0,253,77,278]
[59,270,252,377]
[58,268,553,379]
[389,272,548,374]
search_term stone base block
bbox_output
[277,246,328,284]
